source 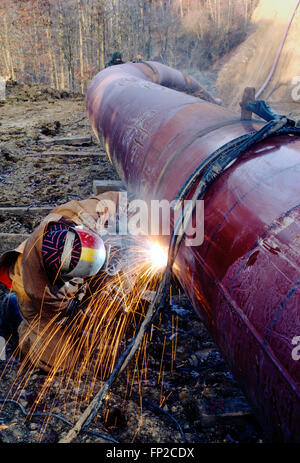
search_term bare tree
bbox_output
[0,0,258,91]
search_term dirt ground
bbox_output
[217,0,300,112]
[0,78,268,444]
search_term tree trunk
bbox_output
[46,27,55,88]
[3,14,15,80]
[99,0,106,69]
[0,31,10,78]
[78,0,85,93]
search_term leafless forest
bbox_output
[0,0,258,92]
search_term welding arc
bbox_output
[59,105,300,444]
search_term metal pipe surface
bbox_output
[86,62,300,442]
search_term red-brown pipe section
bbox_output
[86,62,300,442]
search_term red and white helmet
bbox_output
[61,227,106,278]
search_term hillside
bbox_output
[217,0,300,112]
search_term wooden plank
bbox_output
[0,233,30,238]
[240,87,256,120]
[41,136,93,147]
[200,411,254,427]
[0,206,53,216]
[25,151,105,157]
[0,233,29,253]
[93,180,125,195]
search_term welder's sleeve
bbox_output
[38,278,85,320]
[0,241,27,290]
[0,265,12,289]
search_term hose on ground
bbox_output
[0,397,119,443]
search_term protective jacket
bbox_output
[0,192,120,371]
[105,52,124,68]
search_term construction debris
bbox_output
[41,136,93,147]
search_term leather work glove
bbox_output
[42,277,86,315]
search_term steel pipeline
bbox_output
[86,61,300,442]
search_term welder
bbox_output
[0,191,121,372]
[105,51,124,68]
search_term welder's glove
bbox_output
[42,278,85,315]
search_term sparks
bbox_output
[2,235,172,438]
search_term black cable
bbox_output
[120,373,187,443]
[134,393,187,443]
[173,132,254,204]
[171,111,300,263]
[0,398,119,443]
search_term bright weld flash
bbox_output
[148,242,168,271]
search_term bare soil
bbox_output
[0,80,266,444]
[217,0,300,112]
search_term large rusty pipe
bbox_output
[86,62,300,442]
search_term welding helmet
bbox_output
[113,51,122,63]
[60,227,106,279]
